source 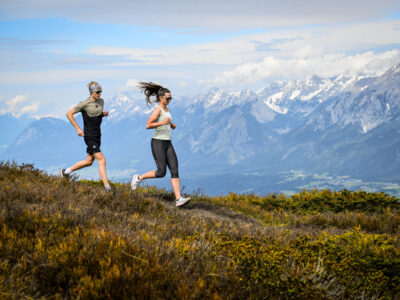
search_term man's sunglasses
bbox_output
[165,97,172,101]
[96,91,102,94]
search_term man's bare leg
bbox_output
[69,154,94,172]
[93,152,110,187]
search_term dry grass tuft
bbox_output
[1,162,399,299]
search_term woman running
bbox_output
[60,81,111,192]
[131,82,190,207]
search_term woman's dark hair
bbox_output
[138,82,170,106]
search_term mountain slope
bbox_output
[1,117,84,169]
[1,162,399,298]
[0,113,32,150]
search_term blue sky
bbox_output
[0,0,400,118]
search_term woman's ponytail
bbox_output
[138,82,170,106]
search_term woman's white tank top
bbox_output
[152,106,172,140]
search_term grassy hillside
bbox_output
[1,162,399,299]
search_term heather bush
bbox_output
[0,162,399,299]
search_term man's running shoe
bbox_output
[59,169,71,180]
[131,174,141,190]
[176,197,190,207]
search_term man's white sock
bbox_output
[64,168,72,174]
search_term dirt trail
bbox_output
[159,197,263,226]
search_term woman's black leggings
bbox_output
[151,138,179,178]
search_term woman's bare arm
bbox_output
[146,107,170,129]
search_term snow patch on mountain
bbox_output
[190,87,256,114]
[251,100,276,123]
[107,93,150,121]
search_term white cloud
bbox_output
[205,50,400,87]
[125,79,140,89]
[0,95,39,117]
[88,40,258,66]
[86,19,400,69]
[6,94,27,110]
[19,102,39,115]
[117,78,143,92]
[32,113,60,120]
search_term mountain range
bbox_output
[1,63,400,196]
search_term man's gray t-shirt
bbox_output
[74,98,104,117]
[73,98,104,137]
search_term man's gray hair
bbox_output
[88,82,102,94]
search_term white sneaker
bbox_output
[131,174,141,190]
[176,197,190,207]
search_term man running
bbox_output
[60,81,111,192]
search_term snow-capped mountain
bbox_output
[106,93,150,121]
[305,64,400,133]
[257,74,352,116]
[2,63,399,195]
[105,66,398,137]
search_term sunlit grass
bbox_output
[1,162,399,299]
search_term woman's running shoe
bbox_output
[131,174,141,190]
[176,197,190,207]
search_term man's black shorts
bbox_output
[84,136,101,155]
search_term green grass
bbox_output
[1,162,399,299]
